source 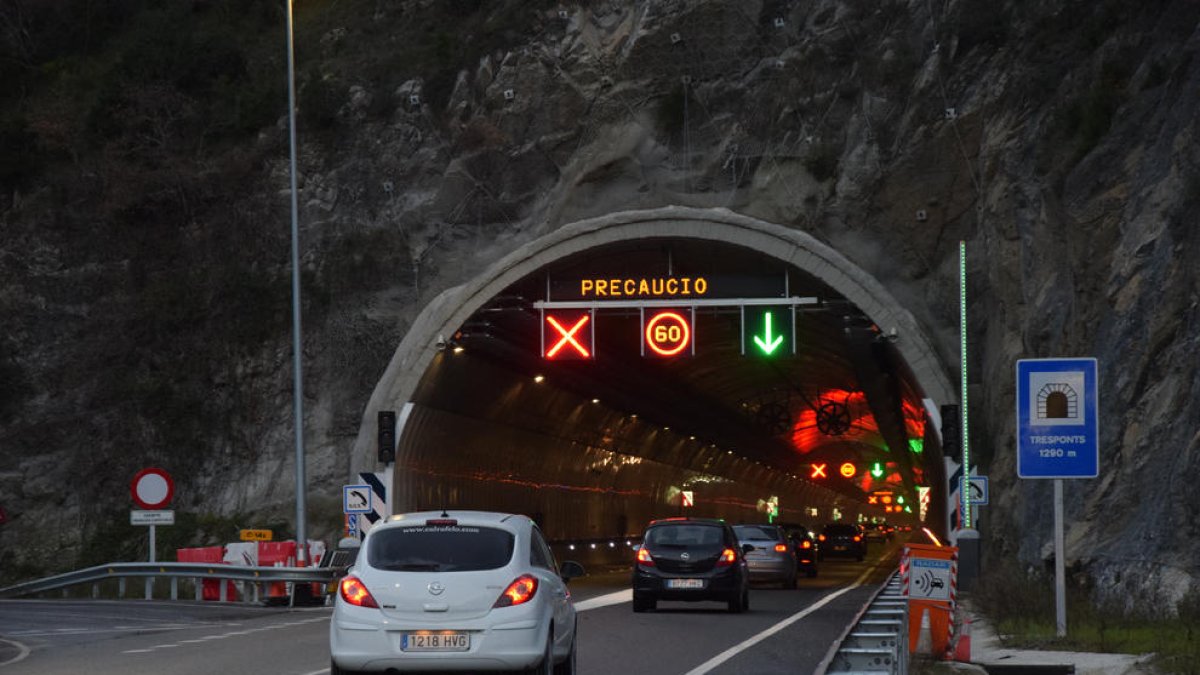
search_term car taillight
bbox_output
[715,548,737,567]
[636,547,655,566]
[800,540,813,549]
[774,544,788,553]
[339,576,379,608]
[493,574,538,608]
[853,535,862,542]
[818,534,826,542]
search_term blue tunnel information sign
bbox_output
[1016,358,1099,479]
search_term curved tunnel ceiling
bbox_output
[355,208,956,533]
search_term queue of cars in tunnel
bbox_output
[328,509,899,673]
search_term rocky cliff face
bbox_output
[2,0,1198,607]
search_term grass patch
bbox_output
[972,559,1200,673]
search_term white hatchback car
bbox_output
[329,510,584,674]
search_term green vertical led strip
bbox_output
[960,240,971,530]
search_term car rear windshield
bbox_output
[823,525,859,536]
[368,525,515,572]
[644,524,724,547]
[733,525,780,540]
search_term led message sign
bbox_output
[810,463,828,479]
[579,276,709,299]
[643,309,693,357]
[542,310,593,360]
[548,274,787,301]
[839,462,857,478]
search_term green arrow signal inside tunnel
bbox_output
[752,311,785,355]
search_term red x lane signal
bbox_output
[543,311,593,360]
[810,463,828,479]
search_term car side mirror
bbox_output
[741,543,754,554]
[559,560,586,583]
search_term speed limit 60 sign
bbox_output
[643,309,693,357]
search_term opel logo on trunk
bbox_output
[428,582,445,595]
[680,552,690,560]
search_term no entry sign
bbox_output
[130,468,174,510]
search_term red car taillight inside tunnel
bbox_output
[636,547,655,567]
[493,574,538,608]
[715,548,737,567]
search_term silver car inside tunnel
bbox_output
[350,207,957,552]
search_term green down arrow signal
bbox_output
[753,312,785,355]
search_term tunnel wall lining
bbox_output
[352,206,957,476]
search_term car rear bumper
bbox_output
[745,558,793,582]
[330,613,548,672]
[632,565,743,601]
[821,544,865,558]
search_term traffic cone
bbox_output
[952,614,972,661]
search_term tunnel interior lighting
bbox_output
[533,374,545,383]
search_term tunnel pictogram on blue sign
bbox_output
[1016,358,1099,479]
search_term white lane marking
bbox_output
[122,615,329,654]
[573,589,632,612]
[0,638,31,667]
[297,669,329,675]
[12,623,202,637]
[682,564,881,675]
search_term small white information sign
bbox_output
[908,557,953,601]
[130,509,175,526]
[343,484,372,514]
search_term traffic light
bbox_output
[377,410,396,464]
[940,404,960,457]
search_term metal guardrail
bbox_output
[0,562,338,603]
[817,571,908,675]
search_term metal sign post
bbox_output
[1016,357,1099,637]
[130,469,174,600]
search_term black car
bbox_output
[784,526,819,578]
[632,517,751,613]
[818,523,866,561]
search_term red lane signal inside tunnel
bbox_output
[543,311,593,359]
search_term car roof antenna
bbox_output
[440,508,450,518]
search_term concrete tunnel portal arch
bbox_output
[351,207,957,547]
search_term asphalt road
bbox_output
[0,541,902,674]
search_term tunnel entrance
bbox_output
[352,208,955,545]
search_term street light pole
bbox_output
[285,0,308,566]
